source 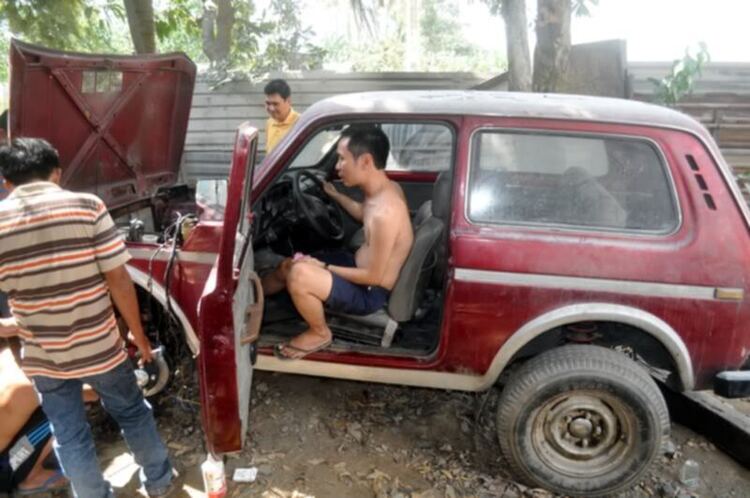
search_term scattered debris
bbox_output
[233,467,258,483]
[92,360,750,497]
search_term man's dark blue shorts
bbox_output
[315,250,390,315]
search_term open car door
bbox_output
[197,124,261,454]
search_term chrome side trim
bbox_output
[454,268,738,301]
[256,355,487,391]
[126,265,200,355]
[479,303,695,391]
[257,303,694,392]
[129,248,217,266]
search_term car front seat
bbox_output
[335,171,451,347]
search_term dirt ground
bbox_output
[81,363,750,498]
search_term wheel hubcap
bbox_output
[531,391,636,477]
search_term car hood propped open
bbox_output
[8,39,196,209]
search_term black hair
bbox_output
[340,125,390,170]
[264,79,291,99]
[0,138,60,185]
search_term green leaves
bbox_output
[650,42,711,106]
[0,0,131,79]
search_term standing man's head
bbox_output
[264,79,293,123]
[0,138,61,190]
[336,125,390,188]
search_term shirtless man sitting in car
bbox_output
[263,125,414,360]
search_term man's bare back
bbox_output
[355,181,412,290]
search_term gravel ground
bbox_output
[78,360,750,498]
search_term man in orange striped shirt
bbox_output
[0,138,176,498]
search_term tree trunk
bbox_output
[123,0,156,54]
[532,0,571,93]
[403,0,422,70]
[202,0,235,66]
[502,0,532,92]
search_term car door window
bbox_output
[468,131,679,233]
[288,122,453,172]
[381,123,452,172]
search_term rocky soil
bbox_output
[82,359,750,498]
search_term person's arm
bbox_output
[0,316,18,338]
[103,265,153,363]
[323,182,364,222]
[87,197,150,361]
[309,212,397,286]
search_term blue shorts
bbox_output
[315,251,390,315]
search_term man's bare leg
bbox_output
[281,262,334,358]
[0,350,39,449]
[261,258,293,295]
[0,349,67,491]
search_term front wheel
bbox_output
[496,344,670,497]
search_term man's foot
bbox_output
[146,468,182,498]
[15,469,68,495]
[274,331,332,360]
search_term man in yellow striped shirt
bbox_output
[264,79,299,153]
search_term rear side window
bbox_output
[468,131,679,233]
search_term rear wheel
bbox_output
[496,344,669,497]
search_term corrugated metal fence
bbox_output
[184,71,484,181]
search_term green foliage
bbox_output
[0,0,131,80]
[649,43,710,106]
[0,0,326,82]
[153,0,203,59]
[480,0,599,18]
[152,0,326,78]
[326,0,504,72]
[230,0,325,74]
[0,0,125,51]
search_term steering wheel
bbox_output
[292,170,345,241]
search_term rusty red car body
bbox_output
[9,40,750,496]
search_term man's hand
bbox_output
[127,330,154,364]
[135,337,154,365]
[298,255,325,268]
[323,181,338,199]
[104,265,153,365]
[322,181,364,221]
[0,317,19,338]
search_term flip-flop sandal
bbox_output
[14,470,68,496]
[273,340,332,361]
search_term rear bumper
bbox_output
[713,370,750,398]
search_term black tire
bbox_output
[496,344,670,497]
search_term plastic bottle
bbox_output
[679,458,701,489]
[201,453,227,498]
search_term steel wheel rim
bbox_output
[529,390,637,477]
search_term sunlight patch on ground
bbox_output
[260,489,315,498]
[183,483,205,497]
[102,451,139,488]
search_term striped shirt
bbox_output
[0,182,130,378]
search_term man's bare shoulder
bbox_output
[389,180,407,202]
